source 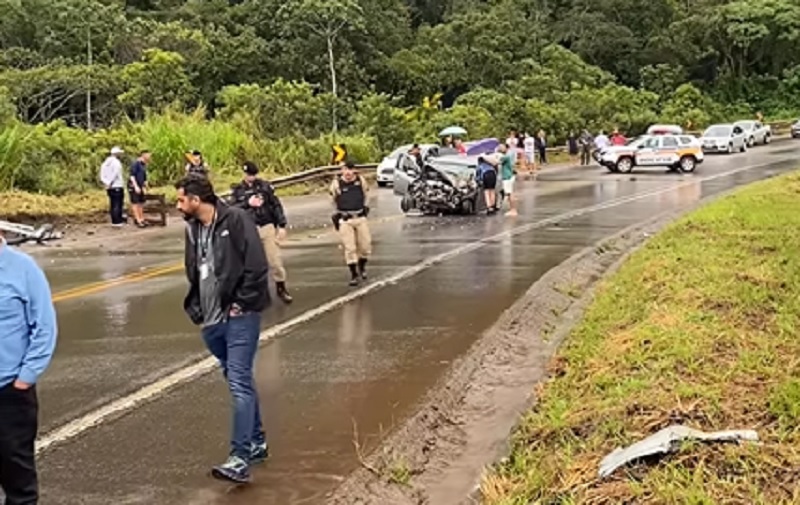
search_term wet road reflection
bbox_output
[33,144,800,504]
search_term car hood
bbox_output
[701,136,733,142]
[378,157,397,170]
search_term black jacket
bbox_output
[182,202,270,325]
[231,179,287,228]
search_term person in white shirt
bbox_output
[99,146,125,227]
[594,131,611,150]
[523,133,536,172]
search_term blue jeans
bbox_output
[201,313,265,461]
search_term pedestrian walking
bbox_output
[330,161,372,286]
[498,144,518,217]
[128,151,151,228]
[232,161,293,304]
[174,174,270,484]
[100,146,126,227]
[0,230,58,505]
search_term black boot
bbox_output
[276,281,293,304]
[348,264,359,286]
[358,258,368,280]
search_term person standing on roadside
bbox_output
[175,174,270,484]
[476,156,498,214]
[611,128,627,146]
[594,130,611,151]
[579,129,593,166]
[185,150,209,177]
[330,161,372,286]
[128,151,151,228]
[523,132,536,173]
[498,144,518,217]
[536,130,548,165]
[0,230,58,505]
[100,146,126,227]
[566,132,579,164]
[232,161,293,304]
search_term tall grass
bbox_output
[0,108,381,196]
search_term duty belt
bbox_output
[338,209,366,220]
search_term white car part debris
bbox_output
[0,220,63,245]
[599,425,759,478]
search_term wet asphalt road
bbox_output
[26,143,800,504]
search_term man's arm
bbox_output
[264,184,287,228]
[17,259,58,386]
[329,178,340,209]
[230,184,250,209]
[232,211,269,310]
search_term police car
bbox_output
[594,134,704,174]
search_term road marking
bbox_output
[35,161,789,455]
[52,264,183,303]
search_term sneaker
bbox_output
[349,276,360,287]
[211,456,251,484]
[276,283,293,304]
[250,441,270,465]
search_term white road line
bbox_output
[34,160,789,455]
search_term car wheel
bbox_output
[461,197,476,215]
[748,136,755,147]
[727,143,733,154]
[740,142,747,153]
[765,134,771,144]
[679,155,697,173]
[400,195,414,213]
[615,157,634,173]
[377,181,388,188]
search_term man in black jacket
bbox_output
[175,174,269,484]
[231,161,293,303]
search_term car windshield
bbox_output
[735,121,754,130]
[388,145,413,158]
[430,161,474,179]
[705,126,731,137]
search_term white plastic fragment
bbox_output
[598,425,759,478]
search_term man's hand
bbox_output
[134,185,142,194]
[276,227,287,242]
[248,195,264,208]
[13,379,31,390]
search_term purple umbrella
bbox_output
[465,138,500,156]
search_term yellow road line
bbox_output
[52,263,182,303]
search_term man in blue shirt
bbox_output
[128,150,151,228]
[0,232,57,504]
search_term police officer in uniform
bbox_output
[232,161,293,303]
[330,161,372,286]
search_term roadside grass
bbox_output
[483,172,800,504]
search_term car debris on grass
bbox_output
[482,172,800,504]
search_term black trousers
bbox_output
[0,383,38,505]
[580,149,591,165]
[107,188,125,225]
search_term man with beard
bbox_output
[174,174,270,484]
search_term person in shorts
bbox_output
[498,144,518,217]
[476,156,498,214]
[128,151,151,228]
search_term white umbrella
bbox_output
[439,126,467,137]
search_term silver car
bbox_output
[792,119,800,139]
[376,144,439,187]
[700,124,747,154]
[733,120,772,147]
[393,154,504,215]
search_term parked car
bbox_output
[376,143,439,187]
[647,124,683,135]
[393,154,503,215]
[594,134,704,173]
[733,120,771,147]
[792,119,800,139]
[700,124,747,154]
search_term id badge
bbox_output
[200,262,209,280]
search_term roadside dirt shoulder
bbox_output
[326,204,709,505]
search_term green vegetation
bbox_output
[0,0,799,202]
[483,172,800,503]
